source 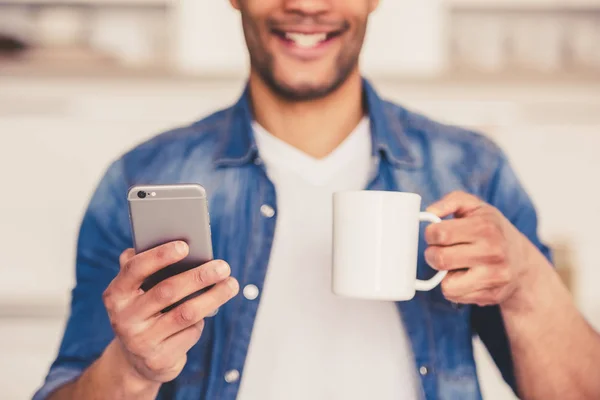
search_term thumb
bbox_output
[427,191,484,218]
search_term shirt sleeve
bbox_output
[471,151,553,395]
[33,159,132,400]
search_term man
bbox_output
[35,1,600,399]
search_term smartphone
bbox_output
[127,184,214,301]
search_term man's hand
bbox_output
[102,241,239,384]
[424,191,549,309]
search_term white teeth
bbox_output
[285,32,327,48]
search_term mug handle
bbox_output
[415,212,448,292]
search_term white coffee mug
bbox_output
[332,190,447,301]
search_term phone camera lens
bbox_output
[137,191,147,199]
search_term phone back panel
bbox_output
[127,184,213,292]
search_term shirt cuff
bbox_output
[33,366,83,400]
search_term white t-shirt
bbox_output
[237,117,421,400]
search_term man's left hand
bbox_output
[424,191,548,308]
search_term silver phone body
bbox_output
[127,184,213,294]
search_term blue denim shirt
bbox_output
[35,80,550,400]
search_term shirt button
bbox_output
[243,284,259,300]
[419,366,429,376]
[260,204,275,218]
[224,369,240,383]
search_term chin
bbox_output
[276,66,335,87]
[281,78,331,93]
[254,55,358,102]
[270,70,343,100]
[273,80,340,102]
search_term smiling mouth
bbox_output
[271,29,345,49]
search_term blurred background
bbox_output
[1,0,599,399]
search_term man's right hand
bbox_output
[102,241,239,384]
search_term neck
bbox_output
[249,69,365,159]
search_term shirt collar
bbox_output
[214,78,420,169]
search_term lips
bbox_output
[271,28,344,50]
[285,32,327,48]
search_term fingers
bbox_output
[425,239,507,271]
[143,321,205,374]
[425,244,470,271]
[426,191,519,307]
[126,321,205,381]
[119,248,136,266]
[443,283,513,307]
[442,285,513,307]
[115,241,189,292]
[132,260,232,319]
[150,277,239,340]
[442,268,494,298]
[424,218,480,246]
[162,320,205,355]
[427,191,484,219]
[441,266,513,300]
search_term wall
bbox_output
[172,0,446,76]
